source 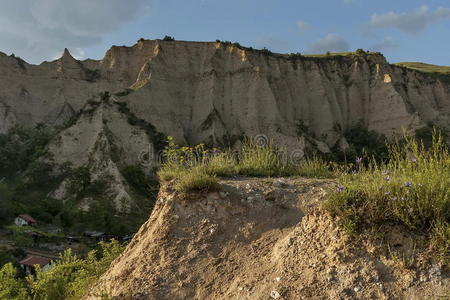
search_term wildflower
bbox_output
[410,156,418,164]
[404,181,413,188]
[336,185,345,192]
[384,191,390,196]
[382,170,391,175]
[384,176,390,182]
[355,157,363,164]
[401,197,406,201]
[417,183,423,187]
[392,196,398,201]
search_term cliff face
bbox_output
[1,40,449,143]
[1,39,449,210]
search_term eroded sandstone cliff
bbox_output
[1,40,449,142]
[1,39,449,211]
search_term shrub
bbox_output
[415,125,447,149]
[0,263,28,300]
[162,35,175,41]
[0,126,55,177]
[122,165,158,196]
[19,240,125,299]
[342,121,389,162]
[324,131,450,264]
[355,48,366,55]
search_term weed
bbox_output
[158,136,334,192]
[174,167,218,192]
[325,130,450,264]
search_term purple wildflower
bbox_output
[410,156,418,164]
[404,181,413,188]
[356,157,363,164]
[384,176,390,182]
[336,185,345,192]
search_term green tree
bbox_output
[26,240,124,299]
[0,263,29,300]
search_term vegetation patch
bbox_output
[158,136,334,192]
[324,132,450,265]
[162,35,175,41]
[122,165,159,198]
[395,62,450,84]
[114,101,167,151]
[0,240,124,300]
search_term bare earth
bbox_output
[87,177,449,299]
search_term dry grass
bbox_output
[325,131,450,264]
[158,137,334,192]
[395,62,450,74]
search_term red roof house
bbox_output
[19,255,53,275]
[14,214,37,226]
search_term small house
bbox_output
[19,255,53,275]
[14,214,37,227]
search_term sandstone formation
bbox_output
[1,39,449,209]
[1,40,449,142]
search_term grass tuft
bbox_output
[324,130,450,264]
[158,137,333,192]
[173,167,218,192]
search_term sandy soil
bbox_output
[87,177,449,299]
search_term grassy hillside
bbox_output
[395,62,450,74]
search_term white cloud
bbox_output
[368,6,450,33]
[296,21,312,34]
[305,34,350,54]
[0,0,150,64]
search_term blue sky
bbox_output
[1,0,450,65]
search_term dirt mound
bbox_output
[87,178,449,299]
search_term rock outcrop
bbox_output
[86,178,450,299]
[1,39,449,210]
[1,40,449,143]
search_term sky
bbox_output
[0,0,449,65]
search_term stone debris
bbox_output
[270,290,281,299]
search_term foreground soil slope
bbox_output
[87,178,449,299]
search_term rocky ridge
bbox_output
[1,39,450,210]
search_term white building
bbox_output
[19,255,53,275]
[14,214,37,227]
